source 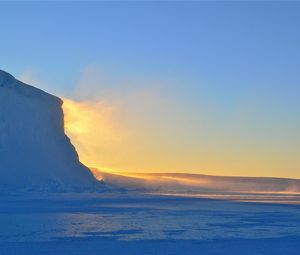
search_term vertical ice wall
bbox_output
[0,70,99,192]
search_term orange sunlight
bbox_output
[62,97,300,179]
[62,98,125,171]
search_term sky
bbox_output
[0,1,299,178]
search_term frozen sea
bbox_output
[0,192,300,255]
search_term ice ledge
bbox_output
[0,69,63,105]
[0,70,16,87]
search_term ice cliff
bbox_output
[0,70,99,192]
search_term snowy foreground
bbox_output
[1,192,300,255]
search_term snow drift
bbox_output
[92,170,300,194]
[0,70,98,192]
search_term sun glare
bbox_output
[62,98,122,171]
[63,99,92,135]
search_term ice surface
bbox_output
[0,70,99,192]
[0,193,299,254]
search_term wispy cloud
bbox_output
[19,68,56,95]
[62,65,175,172]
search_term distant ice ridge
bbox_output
[0,70,100,193]
[92,170,300,195]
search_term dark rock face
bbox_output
[0,70,99,192]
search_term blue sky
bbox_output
[1,1,299,177]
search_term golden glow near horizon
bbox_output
[63,98,125,169]
[62,97,300,179]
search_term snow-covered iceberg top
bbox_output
[0,70,100,193]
